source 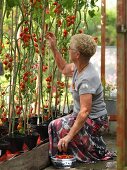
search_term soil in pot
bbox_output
[6,133,25,153]
[35,123,49,142]
[25,132,39,150]
[0,140,10,157]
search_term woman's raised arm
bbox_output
[46,32,75,77]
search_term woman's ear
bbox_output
[76,51,80,59]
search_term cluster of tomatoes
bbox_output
[0,112,7,124]
[42,65,48,72]
[45,75,52,89]
[20,72,30,91]
[63,30,68,37]
[53,2,62,15]
[16,118,24,131]
[66,15,76,27]
[54,81,65,105]
[43,101,49,121]
[20,27,31,47]
[55,154,74,159]
[15,105,23,115]
[0,41,4,54]
[20,24,44,53]
[0,101,7,125]
[57,19,62,27]
[17,122,23,131]
[32,34,45,55]
[30,0,42,9]
[28,107,36,118]
[2,53,13,72]
[20,72,28,91]
[57,81,65,89]
[20,71,37,91]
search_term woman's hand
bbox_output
[46,32,57,51]
[57,135,71,152]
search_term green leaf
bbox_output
[88,9,95,18]
[61,0,73,10]
[45,14,51,24]
[91,0,95,7]
[78,0,85,10]
[6,0,19,8]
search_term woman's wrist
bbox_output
[66,133,73,142]
[52,46,58,53]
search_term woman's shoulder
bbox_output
[79,63,98,78]
[77,63,101,87]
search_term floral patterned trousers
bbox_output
[48,114,115,163]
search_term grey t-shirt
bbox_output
[70,62,107,119]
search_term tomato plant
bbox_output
[0,0,99,134]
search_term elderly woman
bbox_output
[46,32,114,163]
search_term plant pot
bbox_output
[6,133,25,153]
[0,140,10,157]
[0,125,8,138]
[35,123,49,142]
[105,99,117,115]
[28,116,42,125]
[25,132,39,150]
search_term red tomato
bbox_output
[43,115,48,121]
[1,117,7,122]
[63,30,68,37]
[1,91,5,95]
[34,43,38,47]
[34,38,38,42]
[16,110,21,115]
[47,85,51,89]
[3,60,8,65]
[24,27,29,32]
[53,2,58,5]
[55,154,73,159]
[9,57,13,62]
[23,76,28,82]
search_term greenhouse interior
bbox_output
[0,0,127,170]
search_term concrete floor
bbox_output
[44,135,117,170]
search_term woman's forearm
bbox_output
[67,111,89,141]
[52,48,67,73]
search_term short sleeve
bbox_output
[78,79,97,95]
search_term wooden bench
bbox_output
[0,142,50,170]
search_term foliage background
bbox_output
[0,0,117,133]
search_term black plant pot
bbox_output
[6,133,25,153]
[28,116,42,125]
[0,140,10,157]
[35,123,49,142]
[0,125,8,138]
[25,132,39,150]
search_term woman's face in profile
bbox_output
[68,43,79,63]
